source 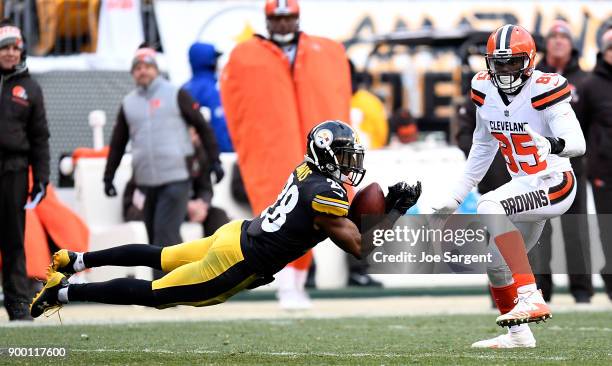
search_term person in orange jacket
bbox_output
[221,0,352,309]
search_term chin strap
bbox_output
[304,156,315,165]
[304,155,341,181]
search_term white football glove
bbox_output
[525,125,551,163]
[431,196,461,215]
[427,196,461,232]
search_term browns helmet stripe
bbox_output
[265,0,299,17]
[495,27,503,49]
[499,24,514,50]
[506,25,515,49]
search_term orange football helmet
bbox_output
[485,24,536,93]
[265,0,300,17]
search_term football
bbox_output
[348,182,386,230]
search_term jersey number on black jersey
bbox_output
[261,174,299,233]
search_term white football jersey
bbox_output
[470,69,575,179]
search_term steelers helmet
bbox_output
[306,120,365,187]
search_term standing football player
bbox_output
[31,121,420,316]
[433,25,585,348]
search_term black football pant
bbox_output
[70,245,163,306]
[141,179,190,280]
[0,170,31,318]
[529,174,593,301]
[68,240,262,308]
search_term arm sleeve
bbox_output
[543,101,586,158]
[27,84,50,183]
[451,110,499,202]
[177,88,221,163]
[103,106,130,182]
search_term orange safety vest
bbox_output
[221,33,351,215]
[24,183,89,279]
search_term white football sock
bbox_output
[74,252,86,272]
[517,283,538,294]
[58,287,69,304]
[509,323,530,333]
[276,266,297,292]
[294,268,308,290]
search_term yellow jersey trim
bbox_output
[312,201,349,217]
[314,194,349,206]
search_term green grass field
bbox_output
[4,312,612,365]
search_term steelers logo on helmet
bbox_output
[352,130,361,144]
[314,128,333,149]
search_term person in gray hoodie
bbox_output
[103,44,223,279]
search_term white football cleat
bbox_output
[471,329,536,348]
[277,289,312,310]
[496,289,551,327]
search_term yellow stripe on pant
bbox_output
[152,220,257,309]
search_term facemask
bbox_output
[496,74,523,94]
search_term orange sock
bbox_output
[490,283,518,314]
[494,231,535,286]
[512,273,536,289]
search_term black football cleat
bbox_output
[51,249,78,277]
[30,271,68,318]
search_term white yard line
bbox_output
[2,294,610,327]
[69,348,576,361]
[548,325,612,332]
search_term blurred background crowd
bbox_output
[1,0,611,320]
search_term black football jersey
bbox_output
[240,161,350,275]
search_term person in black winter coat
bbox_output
[529,20,593,303]
[455,94,511,311]
[577,26,612,300]
[455,100,510,194]
[0,19,50,320]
